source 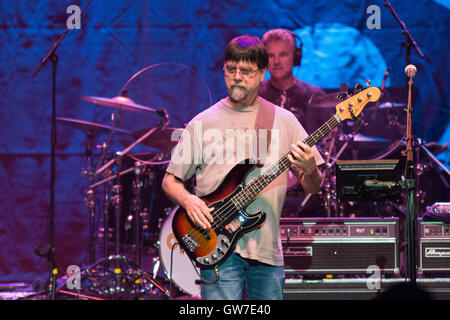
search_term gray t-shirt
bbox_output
[259,78,329,135]
[166,96,324,266]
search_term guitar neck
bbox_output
[232,114,342,209]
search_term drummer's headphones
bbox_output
[289,30,303,67]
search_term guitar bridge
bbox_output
[182,233,199,252]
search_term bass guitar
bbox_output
[172,86,381,269]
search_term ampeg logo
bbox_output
[283,246,313,257]
[425,248,450,258]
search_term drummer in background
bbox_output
[259,28,326,133]
[259,28,327,192]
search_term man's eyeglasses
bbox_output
[223,65,260,77]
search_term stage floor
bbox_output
[2,277,450,300]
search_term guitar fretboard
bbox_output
[232,114,342,209]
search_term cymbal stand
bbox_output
[414,139,426,217]
[83,132,96,264]
[61,255,169,299]
[299,131,349,217]
[132,161,144,267]
[415,138,450,215]
[416,138,450,178]
[322,135,337,217]
[111,152,124,298]
[100,142,112,273]
[323,136,351,217]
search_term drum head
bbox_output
[158,207,201,297]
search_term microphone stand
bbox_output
[84,132,96,265]
[401,70,417,287]
[384,1,429,287]
[31,0,94,300]
[384,0,427,67]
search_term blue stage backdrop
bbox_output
[0,0,449,283]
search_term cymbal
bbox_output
[307,92,340,108]
[370,102,405,109]
[353,133,389,143]
[423,141,449,155]
[82,95,158,113]
[132,127,183,154]
[56,117,131,136]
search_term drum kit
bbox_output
[284,87,450,219]
[56,92,204,299]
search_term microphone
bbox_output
[404,64,417,77]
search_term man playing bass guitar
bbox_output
[162,35,324,300]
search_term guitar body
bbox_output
[172,159,266,269]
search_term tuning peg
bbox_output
[347,88,354,96]
[366,79,371,86]
[354,84,364,91]
[337,93,347,101]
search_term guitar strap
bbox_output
[254,97,275,166]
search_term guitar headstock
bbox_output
[335,86,381,121]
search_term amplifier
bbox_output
[419,218,450,274]
[280,217,400,274]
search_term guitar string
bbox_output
[184,153,292,245]
[202,115,340,226]
[183,115,341,246]
[185,115,341,247]
[184,115,341,246]
[203,115,341,226]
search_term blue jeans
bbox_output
[200,252,285,300]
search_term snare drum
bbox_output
[158,206,201,297]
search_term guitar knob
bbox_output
[354,83,364,91]
[221,238,230,248]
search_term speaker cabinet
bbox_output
[281,217,400,274]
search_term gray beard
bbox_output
[228,85,248,103]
